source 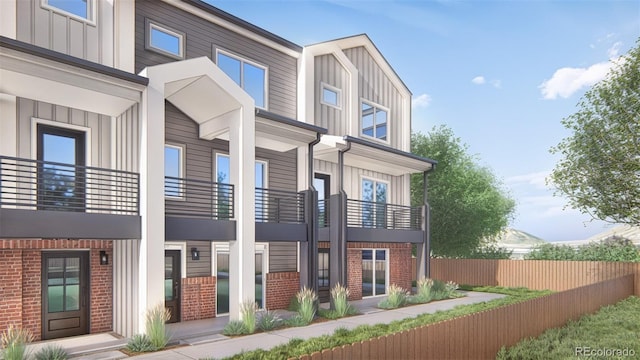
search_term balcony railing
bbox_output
[0,156,139,215]
[318,198,329,228]
[255,187,305,223]
[347,199,421,230]
[165,176,234,219]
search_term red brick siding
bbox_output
[181,276,216,321]
[388,245,412,292]
[347,243,413,300]
[0,240,112,341]
[347,248,362,300]
[0,250,23,332]
[265,272,299,310]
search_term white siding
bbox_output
[314,53,349,135]
[113,239,139,337]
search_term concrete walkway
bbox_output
[26,291,504,359]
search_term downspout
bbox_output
[306,133,321,302]
[337,140,352,288]
[423,165,435,278]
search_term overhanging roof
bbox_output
[316,135,436,176]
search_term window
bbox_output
[362,178,388,228]
[321,83,341,109]
[146,20,185,59]
[216,50,267,109]
[43,0,95,23]
[164,145,184,198]
[216,154,267,220]
[362,249,388,297]
[361,101,388,142]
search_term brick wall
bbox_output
[265,272,299,310]
[347,248,362,300]
[181,276,216,321]
[0,239,112,341]
[388,244,412,291]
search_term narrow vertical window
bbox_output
[164,145,184,198]
[362,178,388,228]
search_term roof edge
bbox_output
[343,135,437,165]
[255,109,328,134]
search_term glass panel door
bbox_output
[255,253,263,308]
[164,250,180,323]
[361,249,387,297]
[216,252,230,315]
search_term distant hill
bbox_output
[493,228,547,246]
[586,225,640,245]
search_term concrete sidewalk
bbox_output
[130,291,505,360]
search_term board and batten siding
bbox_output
[343,46,406,150]
[314,159,407,206]
[165,102,299,273]
[113,239,139,337]
[314,53,348,135]
[135,0,298,119]
[113,104,139,173]
[16,0,114,66]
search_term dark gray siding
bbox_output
[135,0,298,119]
[187,240,211,277]
[269,243,297,273]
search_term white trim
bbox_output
[215,48,269,110]
[359,99,390,145]
[146,19,185,60]
[164,242,187,279]
[0,0,17,39]
[41,0,96,25]
[320,82,342,110]
[164,143,185,200]
[30,118,92,167]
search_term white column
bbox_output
[0,0,16,39]
[228,107,256,320]
[137,81,165,332]
[113,0,135,72]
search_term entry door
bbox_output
[164,250,181,323]
[314,173,330,226]
[318,249,330,303]
[42,251,89,340]
[215,247,265,315]
[37,124,86,211]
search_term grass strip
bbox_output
[497,296,640,359]
[219,286,551,360]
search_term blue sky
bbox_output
[210,0,639,241]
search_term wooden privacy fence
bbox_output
[297,275,635,360]
[429,259,640,295]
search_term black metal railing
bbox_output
[346,199,421,230]
[0,156,139,215]
[318,198,329,227]
[165,176,234,219]
[255,187,305,223]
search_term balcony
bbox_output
[0,156,140,239]
[318,194,425,244]
[255,187,306,242]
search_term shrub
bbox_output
[430,279,448,300]
[526,240,640,262]
[468,244,513,259]
[330,283,352,318]
[240,300,258,334]
[33,345,68,360]
[145,304,171,350]
[1,325,33,360]
[378,284,408,309]
[284,315,310,327]
[222,320,248,336]
[257,310,282,331]
[411,277,434,304]
[296,286,317,325]
[126,334,156,353]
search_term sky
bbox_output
[209,0,640,241]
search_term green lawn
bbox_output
[497,296,640,359]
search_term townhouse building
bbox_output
[0,0,435,341]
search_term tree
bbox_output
[525,240,640,262]
[411,126,516,257]
[549,39,640,225]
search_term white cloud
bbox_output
[607,41,622,59]
[471,76,485,85]
[506,170,550,189]
[539,60,616,100]
[412,93,432,108]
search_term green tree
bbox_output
[525,239,640,262]
[411,126,516,257]
[549,39,640,225]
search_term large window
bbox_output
[362,178,388,228]
[362,249,388,297]
[146,20,185,59]
[361,101,388,142]
[216,50,267,109]
[164,145,184,198]
[43,0,95,23]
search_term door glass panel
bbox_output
[362,250,373,297]
[48,286,64,313]
[255,253,263,309]
[375,250,386,295]
[318,251,329,287]
[164,256,174,301]
[217,252,230,314]
[46,256,82,312]
[42,134,78,209]
[65,285,80,311]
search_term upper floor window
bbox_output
[165,144,184,198]
[42,0,95,23]
[361,100,388,142]
[216,50,267,109]
[321,82,341,109]
[146,20,185,59]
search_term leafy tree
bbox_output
[468,244,513,260]
[549,39,640,225]
[526,239,640,262]
[411,126,516,257]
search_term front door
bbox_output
[164,250,181,323]
[318,248,330,303]
[42,251,89,340]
